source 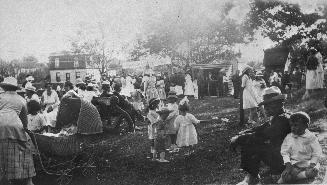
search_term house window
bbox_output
[56,72,61,82]
[55,58,59,68]
[76,72,80,79]
[66,73,70,82]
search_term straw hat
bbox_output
[157,108,173,115]
[255,71,264,77]
[241,65,252,75]
[258,86,286,106]
[0,77,20,90]
[75,78,85,85]
[102,81,110,85]
[25,85,36,93]
[26,75,34,82]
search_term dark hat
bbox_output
[258,86,286,106]
[149,98,160,107]
[167,94,178,100]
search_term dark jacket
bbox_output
[234,111,291,148]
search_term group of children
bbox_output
[147,91,201,162]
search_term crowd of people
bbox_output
[0,47,325,184]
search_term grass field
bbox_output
[33,89,327,185]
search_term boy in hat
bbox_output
[278,112,322,184]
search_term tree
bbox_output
[70,23,117,75]
[130,2,250,68]
[245,0,327,66]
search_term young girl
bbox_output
[175,97,200,155]
[146,98,161,158]
[165,92,179,152]
[241,65,260,125]
[27,100,47,133]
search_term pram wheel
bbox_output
[57,173,72,185]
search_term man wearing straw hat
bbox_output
[231,86,291,184]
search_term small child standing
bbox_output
[175,97,200,155]
[153,108,172,162]
[147,98,161,157]
[27,100,47,133]
[278,112,322,184]
[165,92,179,152]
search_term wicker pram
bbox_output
[31,132,108,185]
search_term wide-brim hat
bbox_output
[157,108,173,115]
[25,85,36,93]
[167,94,178,100]
[149,98,160,107]
[168,90,177,95]
[87,83,94,87]
[102,80,110,85]
[26,76,34,82]
[0,77,20,90]
[75,78,85,85]
[258,86,287,106]
[255,71,264,77]
[241,65,252,75]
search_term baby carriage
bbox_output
[30,97,108,185]
[91,96,139,134]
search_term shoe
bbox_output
[157,159,169,163]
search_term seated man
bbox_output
[231,86,291,184]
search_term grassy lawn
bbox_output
[34,89,327,185]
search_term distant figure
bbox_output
[232,70,241,99]
[184,73,195,98]
[223,73,229,96]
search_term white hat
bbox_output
[0,77,20,90]
[25,85,36,93]
[241,65,252,75]
[87,83,94,87]
[258,86,286,106]
[102,81,110,85]
[26,76,34,82]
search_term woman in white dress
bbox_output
[146,75,159,102]
[156,76,166,100]
[184,73,195,97]
[42,83,60,128]
[124,75,135,97]
[241,66,260,124]
[303,49,320,99]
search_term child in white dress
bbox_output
[175,97,200,155]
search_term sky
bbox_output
[0,0,326,63]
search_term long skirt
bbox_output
[0,137,35,180]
